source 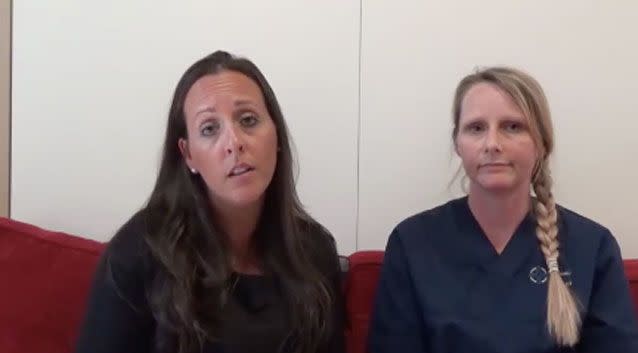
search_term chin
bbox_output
[228,187,268,207]
[476,176,519,193]
[480,185,518,194]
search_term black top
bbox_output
[75,211,346,353]
[368,197,638,353]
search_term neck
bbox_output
[468,184,531,253]
[212,198,264,273]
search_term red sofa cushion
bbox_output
[344,251,638,353]
[344,251,384,353]
[0,217,106,353]
[625,259,638,316]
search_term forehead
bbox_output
[460,82,524,122]
[184,71,265,113]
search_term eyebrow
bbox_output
[234,99,257,108]
[195,99,258,116]
[195,107,216,117]
[460,116,484,125]
[463,114,525,122]
[500,115,526,122]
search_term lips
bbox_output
[228,163,255,177]
[480,162,511,168]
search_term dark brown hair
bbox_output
[143,51,335,353]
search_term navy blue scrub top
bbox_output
[368,197,638,353]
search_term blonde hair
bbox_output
[452,67,581,346]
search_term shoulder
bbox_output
[297,217,341,274]
[102,209,155,282]
[86,209,156,315]
[556,205,625,270]
[558,205,611,238]
[299,217,337,253]
[391,197,462,247]
[557,205,616,248]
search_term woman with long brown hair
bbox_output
[76,51,345,353]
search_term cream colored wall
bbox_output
[0,0,9,217]
[11,1,361,254]
[10,1,638,257]
[358,0,638,257]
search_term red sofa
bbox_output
[1,217,638,353]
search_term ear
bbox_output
[178,138,194,170]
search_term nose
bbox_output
[484,127,502,154]
[223,125,245,156]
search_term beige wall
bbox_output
[0,0,9,217]
[359,1,638,256]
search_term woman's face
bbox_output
[179,71,278,210]
[455,82,538,195]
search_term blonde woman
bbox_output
[368,67,638,352]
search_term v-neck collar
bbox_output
[450,196,539,278]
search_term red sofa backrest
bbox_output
[344,251,638,353]
[2,217,637,353]
[0,217,106,353]
[344,251,384,353]
[626,259,638,314]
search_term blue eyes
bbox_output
[464,121,525,134]
[467,123,485,133]
[504,122,522,132]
